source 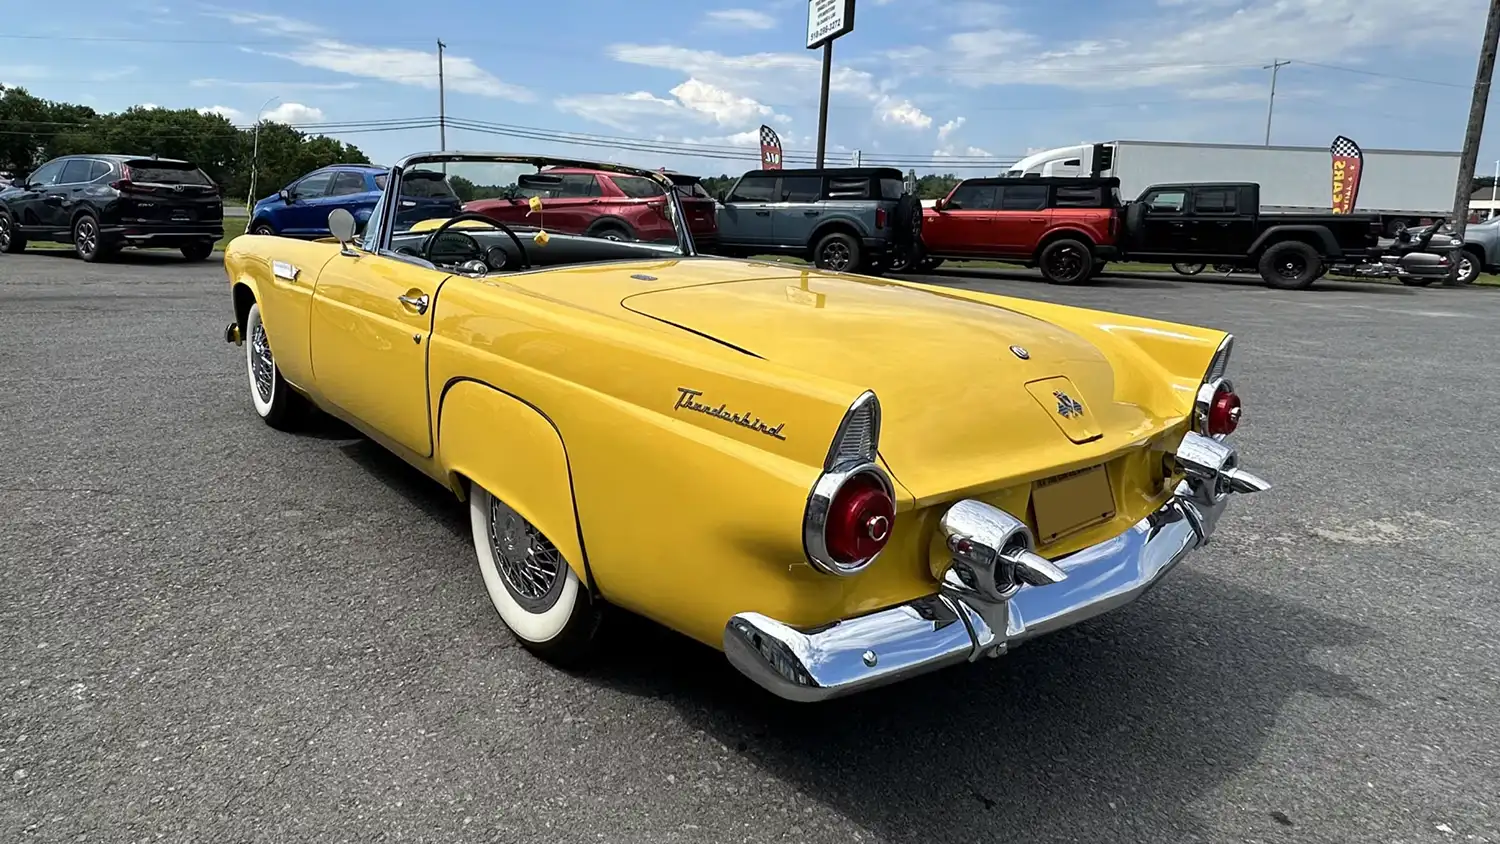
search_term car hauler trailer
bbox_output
[1006,140,1460,236]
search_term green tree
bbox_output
[0,90,370,201]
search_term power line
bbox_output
[1287,60,1470,89]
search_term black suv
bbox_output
[0,154,224,262]
[711,167,920,273]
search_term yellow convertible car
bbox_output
[223,152,1269,702]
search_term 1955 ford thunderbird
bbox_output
[223,152,1269,702]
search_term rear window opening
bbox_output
[124,161,213,186]
[401,172,460,199]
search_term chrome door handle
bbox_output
[398,293,429,314]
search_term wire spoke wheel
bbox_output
[487,497,566,613]
[249,320,275,404]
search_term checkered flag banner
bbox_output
[759,124,783,170]
[1329,135,1364,215]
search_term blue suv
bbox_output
[249,164,462,239]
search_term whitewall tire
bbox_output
[244,302,304,430]
[469,484,599,664]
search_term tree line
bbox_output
[0,86,369,202]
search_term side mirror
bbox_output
[932,198,945,212]
[279,189,293,204]
[328,208,358,252]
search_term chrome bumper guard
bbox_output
[724,432,1269,703]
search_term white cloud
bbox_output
[191,77,359,92]
[937,116,966,142]
[704,9,776,30]
[671,78,782,126]
[197,105,243,121]
[930,0,1481,93]
[555,91,685,132]
[558,77,788,132]
[214,10,321,35]
[135,103,161,110]
[609,44,928,128]
[262,102,324,123]
[260,40,532,101]
[878,99,933,130]
[216,9,529,101]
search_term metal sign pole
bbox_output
[815,41,833,169]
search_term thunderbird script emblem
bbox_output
[1053,390,1085,419]
[674,388,787,441]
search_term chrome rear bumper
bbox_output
[723,432,1268,703]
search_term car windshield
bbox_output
[372,155,690,274]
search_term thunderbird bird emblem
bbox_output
[1053,390,1085,419]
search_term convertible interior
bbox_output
[388,220,684,276]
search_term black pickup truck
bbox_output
[1119,182,1387,289]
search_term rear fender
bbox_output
[1249,226,1339,257]
[437,379,590,584]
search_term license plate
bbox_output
[171,210,193,222]
[1031,465,1116,544]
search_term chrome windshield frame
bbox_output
[362,151,698,258]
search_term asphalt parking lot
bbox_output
[2,251,1497,843]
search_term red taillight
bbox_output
[1207,386,1242,437]
[875,207,887,229]
[824,473,895,565]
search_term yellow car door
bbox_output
[309,251,445,457]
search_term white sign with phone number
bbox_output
[806,0,855,49]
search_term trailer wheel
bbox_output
[1258,241,1323,290]
[1171,262,1206,276]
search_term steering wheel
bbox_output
[422,212,530,271]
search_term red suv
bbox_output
[464,168,717,246]
[914,177,1121,284]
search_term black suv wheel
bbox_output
[1038,238,1094,285]
[814,231,860,272]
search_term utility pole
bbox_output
[246,95,279,214]
[814,40,832,169]
[1263,58,1291,146]
[437,39,447,152]
[1451,0,1500,241]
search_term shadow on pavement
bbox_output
[22,248,216,266]
[914,265,1428,295]
[582,570,1372,841]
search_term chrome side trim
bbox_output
[726,431,1269,702]
[272,260,300,282]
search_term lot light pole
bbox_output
[437,39,447,152]
[807,0,855,169]
[1262,58,1291,146]
[246,95,279,214]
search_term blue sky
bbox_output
[1,0,1495,176]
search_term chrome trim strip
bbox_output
[823,390,881,472]
[726,431,1269,702]
[272,260,301,282]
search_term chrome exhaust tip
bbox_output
[225,322,242,346]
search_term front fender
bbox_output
[437,380,589,584]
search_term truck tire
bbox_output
[1258,241,1323,290]
[1037,238,1094,285]
[1172,262,1206,276]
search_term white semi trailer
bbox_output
[1005,140,1460,236]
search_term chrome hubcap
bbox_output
[1460,256,1475,281]
[487,499,565,612]
[250,321,275,403]
[823,242,851,270]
